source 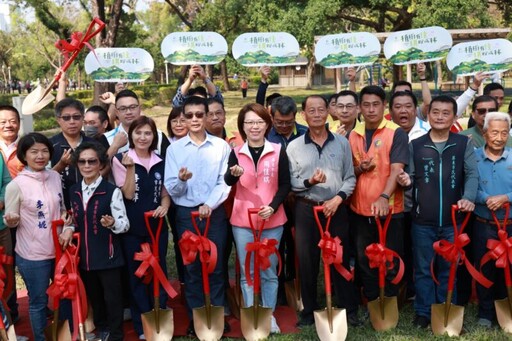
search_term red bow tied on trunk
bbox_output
[319,231,353,281]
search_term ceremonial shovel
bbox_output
[22,18,104,115]
[284,227,304,312]
[189,212,224,341]
[141,212,174,341]
[366,212,402,331]
[313,206,348,341]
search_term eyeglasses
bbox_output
[244,120,266,127]
[116,105,139,113]
[170,119,186,125]
[336,104,356,110]
[274,119,294,127]
[59,114,83,121]
[475,108,497,115]
[184,112,205,120]
[206,111,225,118]
[77,158,99,166]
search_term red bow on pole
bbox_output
[134,243,178,299]
[366,242,404,285]
[319,231,353,281]
[245,238,282,287]
[179,230,217,274]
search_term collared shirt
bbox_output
[267,122,308,149]
[104,125,169,156]
[408,118,430,142]
[81,176,129,234]
[287,129,355,202]
[0,138,17,161]
[164,133,231,209]
[475,146,512,220]
[460,126,512,149]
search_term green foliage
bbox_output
[413,0,494,28]
[33,109,57,131]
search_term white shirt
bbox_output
[81,176,129,234]
[164,133,231,209]
[408,118,431,142]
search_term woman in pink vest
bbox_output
[224,103,290,333]
[4,133,73,341]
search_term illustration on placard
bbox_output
[315,32,381,68]
[85,48,154,82]
[384,26,452,65]
[447,39,512,76]
[232,32,300,67]
[161,32,228,65]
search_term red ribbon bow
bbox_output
[318,232,353,281]
[365,242,404,285]
[433,233,493,288]
[0,247,13,299]
[178,230,217,274]
[55,31,95,63]
[481,229,512,269]
[134,243,178,298]
[245,238,282,287]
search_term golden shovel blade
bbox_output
[431,302,464,336]
[192,305,224,341]
[6,325,16,341]
[141,308,174,341]
[495,298,512,333]
[367,296,399,331]
[44,319,71,341]
[21,85,55,116]
[285,280,304,312]
[240,305,272,341]
[314,307,347,341]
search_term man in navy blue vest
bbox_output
[397,95,478,329]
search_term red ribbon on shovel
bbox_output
[481,203,512,270]
[245,209,282,288]
[134,212,178,299]
[179,214,218,274]
[0,247,13,332]
[365,212,404,286]
[314,212,353,282]
[432,205,493,289]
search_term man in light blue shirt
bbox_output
[472,112,512,328]
[164,96,231,336]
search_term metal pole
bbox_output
[165,61,169,84]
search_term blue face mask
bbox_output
[83,125,99,137]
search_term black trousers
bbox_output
[353,213,404,301]
[295,200,359,318]
[81,267,124,341]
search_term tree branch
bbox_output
[164,0,193,28]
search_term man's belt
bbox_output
[296,196,324,206]
[476,216,512,226]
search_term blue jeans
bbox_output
[175,205,227,318]
[233,225,283,311]
[412,223,456,318]
[16,254,54,341]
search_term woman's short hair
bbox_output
[71,141,109,167]
[237,103,272,141]
[128,116,158,151]
[17,132,54,165]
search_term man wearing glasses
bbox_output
[334,90,360,138]
[460,95,512,149]
[268,96,307,148]
[164,96,231,336]
[50,98,96,209]
[104,89,169,158]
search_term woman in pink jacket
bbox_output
[224,103,290,333]
[4,133,73,341]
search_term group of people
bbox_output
[0,62,510,341]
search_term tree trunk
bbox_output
[306,56,315,90]
[220,60,230,91]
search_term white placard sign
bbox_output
[446,39,512,76]
[161,32,228,65]
[315,32,381,68]
[85,48,154,82]
[232,32,300,67]
[383,26,452,65]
